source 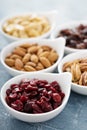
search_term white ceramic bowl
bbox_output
[0,72,71,122]
[0,38,65,76]
[51,21,87,54]
[0,11,58,42]
[58,51,87,95]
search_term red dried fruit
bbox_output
[9,93,17,101]
[11,84,19,89]
[32,103,43,113]
[24,102,33,113]
[5,78,65,114]
[11,100,23,111]
[20,95,28,103]
[6,89,11,96]
[52,93,61,103]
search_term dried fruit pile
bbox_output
[63,58,87,85]
[57,24,87,49]
[6,78,65,113]
[5,43,58,72]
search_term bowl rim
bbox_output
[0,38,65,75]
[51,20,87,52]
[58,50,87,89]
[0,10,58,40]
[0,72,71,117]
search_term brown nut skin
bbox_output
[22,53,31,64]
[48,52,58,63]
[20,43,32,48]
[13,47,26,57]
[27,46,38,53]
[26,62,36,67]
[24,65,36,71]
[79,71,87,86]
[30,54,38,63]
[36,62,44,70]
[10,54,22,60]
[39,51,50,58]
[15,59,23,70]
[39,57,51,68]
[5,59,15,67]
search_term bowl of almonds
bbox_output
[0,11,57,42]
[58,51,87,95]
[0,38,65,76]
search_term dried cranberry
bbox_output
[25,85,38,92]
[6,89,11,96]
[11,84,19,89]
[5,96,10,105]
[52,93,61,103]
[24,102,33,113]
[9,93,17,101]
[59,92,65,100]
[32,103,43,113]
[20,95,28,103]
[11,100,23,111]
[20,82,29,90]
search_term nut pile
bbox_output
[3,15,50,38]
[5,43,58,72]
[63,58,87,86]
[5,78,65,113]
[57,24,87,49]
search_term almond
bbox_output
[48,52,58,63]
[26,62,36,67]
[24,65,36,71]
[39,51,50,58]
[22,53,31,64]
[28,46,38,53]
[20,43,32,48]
[39,57,51,68]
[30,54,38,63]
[37,48,43,56]
[13,47,26,56]
[15,59,23,70]
[41,45,52,51]
[36,62,44,70]
[5,58,15,67]
[10,54,22,60]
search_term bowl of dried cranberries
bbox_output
[0,72,71,122]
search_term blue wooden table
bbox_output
[0,0,87,130]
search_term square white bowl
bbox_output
[0,72,71,122]
[51,21,87,54]
[0,38,65,76]
[0,10,58,42]
[58,51,87,95]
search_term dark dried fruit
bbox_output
[5,78,65,114]
[57,24,87,49]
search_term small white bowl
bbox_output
[51,21,87,54]
[0,72,71,122]
[58,51,87,95]
[0,37,65,76]
[0,11,58,42]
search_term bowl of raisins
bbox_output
[0,72,71,122]
[51,21,87,54]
